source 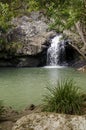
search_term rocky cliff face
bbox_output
[0,11,84,67]
[0,12,56,67]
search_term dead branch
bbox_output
[69,42,86,59]
[75,21,86,48]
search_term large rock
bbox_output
[7,12,56,56]
[12,113,86,130]
[0,12,56,67]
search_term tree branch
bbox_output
[75,21,86,49]
[69,42,86,59]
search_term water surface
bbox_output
[0,67,86,110]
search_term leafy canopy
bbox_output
[35,0,86,31]
[0,2,13,31]
[0,0,85,32]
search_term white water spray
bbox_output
[47,35,65,66]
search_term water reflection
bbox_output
[0,67,86,110]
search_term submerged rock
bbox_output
[12,113,86,130]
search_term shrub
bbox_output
[42,79,85,115]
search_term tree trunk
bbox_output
[75,21,86,52]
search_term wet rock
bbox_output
[12,113,86,130]
[25,104,35,111]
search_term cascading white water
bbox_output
[47,35,65,66]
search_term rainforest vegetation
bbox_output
[0,0,86,120]
[0,0,86,49]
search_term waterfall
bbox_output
[47,35,66,66]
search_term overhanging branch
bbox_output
[69,42,86,60]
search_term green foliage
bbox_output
[0,0,39,33]
[42,79,85,115]
[0,0,85,46]
[0,2,13,31]
[36,0,86,31]
[0,0,85,32]
[27,0,39,12]
[6,42,22,55]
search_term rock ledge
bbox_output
[12,112,86,130]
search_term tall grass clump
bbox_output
[42,79,85,115]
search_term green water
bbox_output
[0,67,86,110]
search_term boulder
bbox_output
[12,113,86,130]
[0,12,56,67]
[7,12,56,56]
